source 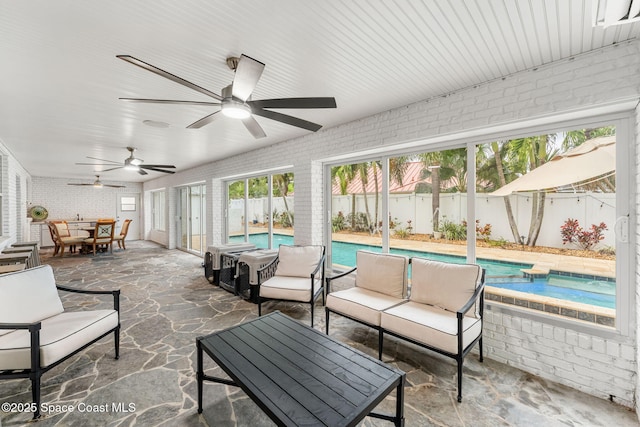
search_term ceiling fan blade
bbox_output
[100,166,124,172]
[140,164,176,169]
[105,184,126,188]
[241,116,267,139]
[117,55,223,101]
[249,97,337,110]
[187,111,221,129]
[141,166,175,174]
[68,183,92,186]
[120,98,220,107]
[232,54,265,102]
[137,168,148,175]
[76,162,120,166]
[251,108,323,132]
[86,156,121,164]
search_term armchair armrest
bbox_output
[325,266,357,293]
[56,285,121,312]
[257,256,280,285]
[310,253,326,277]
[456,269,486,319]
[0,321,41,331]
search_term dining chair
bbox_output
[112,219,132,250]
[82,220,116,255]
[48,221,85,257]
[47,222,61,256]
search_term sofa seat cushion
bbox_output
[326,287,406,327]
[381,302,481,355]
[260,276,320,302]
[0,309,118,370]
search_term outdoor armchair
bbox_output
[0,265,120,419]
[257,245,325,327]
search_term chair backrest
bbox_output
[92,220,115,241]
[47,222,59,242]
[50,220,70,237]
[119,219,132,237]
[98,218,115,222]
[274,245,325,278]
[410,257,482,317]
[0,265,64,335]
[354,251,409,299]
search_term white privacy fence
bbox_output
[229,192,616,249]
[228,197,293,234]
[331,192,616,249]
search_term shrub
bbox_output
[332,212,345,232]
[346,212,370,232]
[440,218,466,240]
[561,218,607,250]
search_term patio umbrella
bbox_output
[491,135,616,196]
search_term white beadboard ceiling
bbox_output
[1,0,638,183]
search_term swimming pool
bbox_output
[229,233,615,308]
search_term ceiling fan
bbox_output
[117,53,337,139]
[76,147,176,175]
[68,175,125,189]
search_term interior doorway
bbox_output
[116,193,141,241]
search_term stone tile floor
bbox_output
[0,241,636,426]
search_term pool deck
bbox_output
[329,232,615,278]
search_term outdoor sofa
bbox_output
[325,250,485,402]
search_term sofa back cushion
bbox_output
[275,245,324,278]
[410,257,481,315]
[355,251,408,299]
[0,265,64,335]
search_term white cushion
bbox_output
[410,258,481,314]
[274,245,323,278]
[0,309,118,369]
[326,287,406,327]
[0,265,63,336]
[260,275,321,302]
[355,251,408,299]
[381,301,482,354]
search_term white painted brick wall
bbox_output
[139,40,640,409]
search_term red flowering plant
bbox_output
[560,218,607,250]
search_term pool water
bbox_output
[229,233,615,309]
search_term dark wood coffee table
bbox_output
[196,311,405,426]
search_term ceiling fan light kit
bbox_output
[116,53,337,139]
[68,175,125,189]
[76,147,176,175]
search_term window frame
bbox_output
[323,112,633,337]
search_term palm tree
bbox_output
[370,157,409,234]
[273,173,293,227]
[331,164,358,229]
[477,141,523,243]
[419,148,466,234]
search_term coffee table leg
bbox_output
[395,374,405,427]
[197,338,204,414]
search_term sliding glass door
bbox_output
[178,184,206,255]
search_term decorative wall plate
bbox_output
[29,205,49,221]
